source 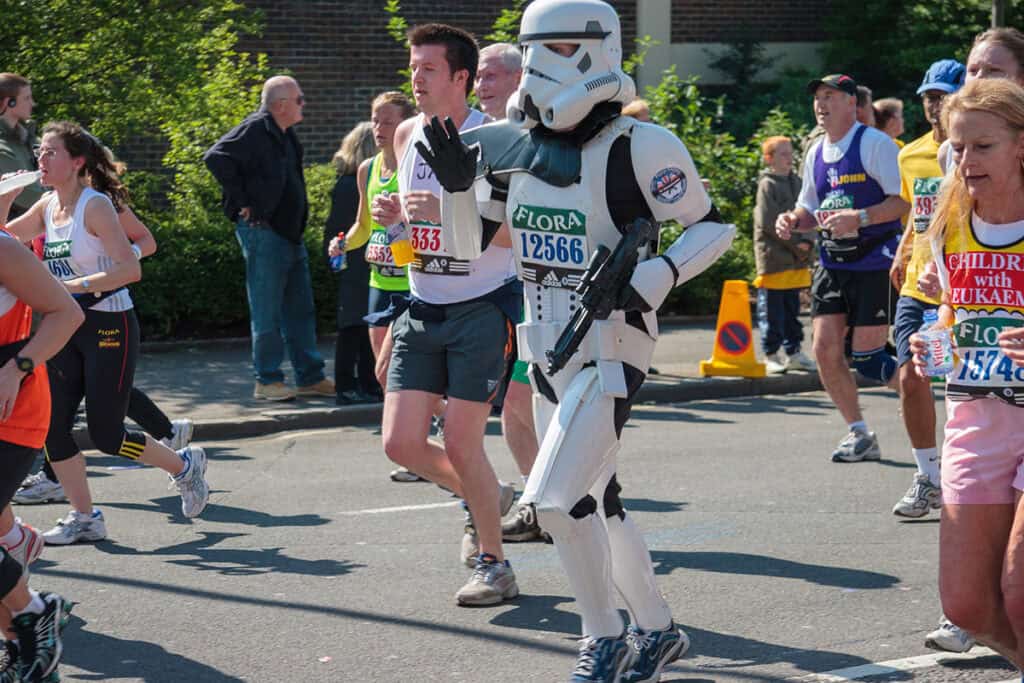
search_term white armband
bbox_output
[440,188,483,260]
[629,221,736,310]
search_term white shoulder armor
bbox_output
[629,122,711,226]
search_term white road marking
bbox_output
[790,647,999,681]
[337,501,461,516]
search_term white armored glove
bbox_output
[623,220,736,312]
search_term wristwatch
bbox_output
[13,356,33,374]
[857,209,870,228]
[81,278,91,290]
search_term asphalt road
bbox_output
[20,389,1021,682]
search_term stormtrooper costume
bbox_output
[420,1,735,679]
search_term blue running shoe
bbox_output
[622,622,690,682]
[569,634,631,682]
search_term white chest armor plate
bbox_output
[504,118,657,376]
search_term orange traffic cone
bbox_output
[699,280,767,378]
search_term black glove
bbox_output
[615,285,653,313]
[414,116,479,193]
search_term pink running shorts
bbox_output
[942,397,1024,505]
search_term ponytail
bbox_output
[41,122,130,211]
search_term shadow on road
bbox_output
[60,613,246,682]
[84,531,362,577]
[622,498,688,514]
[650,550,899,589]
[103,495,331,529]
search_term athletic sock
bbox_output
[0,524,23,549]
[11,591,44,617]
[848,420,868,435]
[913,447,940,486]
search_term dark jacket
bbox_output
[203,109,308,243]
[753,170,813,276]
[0,118,42,216]
[325,173,370,329]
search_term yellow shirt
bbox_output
[898,131,942,304]
[753,268,811,290]
[939,212,1024,403]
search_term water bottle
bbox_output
[919,309,954,377]
[329,232,346,272]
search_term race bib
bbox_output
[365,230,395,267]
[510,203,589,290]
[951,316,1024,391]
[43,239,77,280]
[813,193,854,231]
[911,177,941,233]
[408,223,469,276]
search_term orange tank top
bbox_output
[0,231,51,448]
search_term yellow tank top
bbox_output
[898,132,942,304]
[940,212,1024,405]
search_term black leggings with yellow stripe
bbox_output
[46,308,147,462]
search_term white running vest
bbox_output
[43,188,133,312]
[398,110,516,304]
[0,233,17,319]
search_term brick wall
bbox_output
[671,0,833,43]
[237,0,636,164]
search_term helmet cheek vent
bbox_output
[577,53,592,73]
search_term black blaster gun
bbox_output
[545,217,659,376]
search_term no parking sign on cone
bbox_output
[699,280,767,378]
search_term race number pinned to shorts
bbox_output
[650,167,687,204]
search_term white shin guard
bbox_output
[604,513,673,632]
[550,512,624,639]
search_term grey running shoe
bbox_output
[570,634,632,682]
[42,510,106,545]
[431,414,445,441]
[831,430,881,463]
[455,555,519,606]
[161,418,194,452]
[785,351,817,372]
[502,503,544,542]
[389,466,424,483]
[623,622,690,682]
[171,446,209,519]
[893,473,942,518]
[13,473,66,505]
[764,352,787,375]
[925,616,975,653]
[12,592,65,682]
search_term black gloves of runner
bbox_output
[415,116,479,193]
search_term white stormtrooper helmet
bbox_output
[507,0,636,131]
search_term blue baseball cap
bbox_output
[917,59,965,95]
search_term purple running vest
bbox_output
[812,125,900,271]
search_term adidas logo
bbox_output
[487,379,499,392]
[425,259,445,274]
[542,271,562,287]
[875,308,887,318]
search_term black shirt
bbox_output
[203,109,309,244]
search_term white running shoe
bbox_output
[764,352,787,374]
[925,616,975,653]
[893,473,942,518]
[12,472,67,505]
[785,350,817,372]
[172,446,209,519]
[161,418,194,451]
[831,430,881,463]
[42,509,107,545]
[3,520,44,576]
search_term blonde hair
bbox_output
[371,90,416,120]
[332,121,376,176]
[927,78,1024,245]
[761,135,791,165]
[622,98,650,120]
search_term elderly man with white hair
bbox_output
[204,75,334,401]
